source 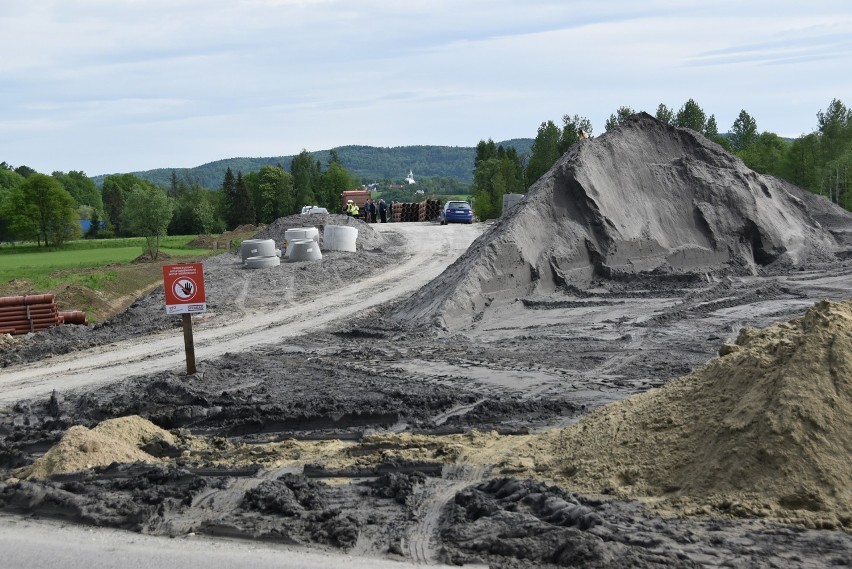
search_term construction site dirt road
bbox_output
[0,222,483,404]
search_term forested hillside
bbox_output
[90,141,534,189]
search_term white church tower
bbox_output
[405,170,416,184]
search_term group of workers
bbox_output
[345,198,388,223]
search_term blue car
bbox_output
[439,201,474,224]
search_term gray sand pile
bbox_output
[393,113,850,329]
[18,416,170,479]
[517,299,852,529]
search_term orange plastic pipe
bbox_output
[0,294,56,307]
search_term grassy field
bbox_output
[0,235,237,323]
[0,242,213,285]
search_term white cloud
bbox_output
[1,0,850,173]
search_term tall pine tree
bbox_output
[232,172,256,227]
[222,167,238,229]
[291,150,318,207]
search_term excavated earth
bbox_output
[1,116,852,568]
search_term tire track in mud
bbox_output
[431,399,488,426]
[161,465,306,534]
[405,464,490,564]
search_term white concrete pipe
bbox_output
[284,238,307,258]
[287,239,322,262]
[240,239,276,262]
[284,227,319,244]
[323,225,357,252]
[284,227,320,258]
[245,255,281,269]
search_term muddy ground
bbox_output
[0,213,850,567]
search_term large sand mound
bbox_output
[519,299,852,529]
[393,113,849,329]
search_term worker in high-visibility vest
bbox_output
[347,200,359,217]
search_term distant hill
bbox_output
[90,139,534,189]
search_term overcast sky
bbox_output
[2,0,851,177]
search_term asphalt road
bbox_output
[0,514,461,569]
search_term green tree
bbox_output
[221,167,238,229]
[2,186,37,242]
[704,114,719,137]
[655,103,674,125]
[823,147,852,209]
[815,100,852,206]
[123,184,174,260]
[319,162,356,213]
[86,208,102,239]
[168,170,181,198]
[169,185,219,235]
[8,173,80,246]
[14,165,37,178]
[782,100,852,207]
[730,110,758,152]
[475,139,498,167]
[0,164,22,242]
[605,106,635,131]
[0,164,25,190]
[558,114,593,153]
[245,165,295,223]
[703,114,731,149]
[232,172,256,226]
[0,190,14,243]
[102,173,153,236]
[784,133,821,192]
[526,121,562,187]
[816,98,852,163]
[739,132,791,177]
[52,170,104,212]
[675,98,706,132]
[291,150,320,208]
[472,142,524,220]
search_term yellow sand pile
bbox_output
[21,415,172,479]
[515,299,852,529]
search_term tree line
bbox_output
[0,149,360,253]
[3,98,849,244]
[472,98,852,220]
[91,143,534,190]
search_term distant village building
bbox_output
[405,170,416,184]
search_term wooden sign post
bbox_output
[162,263,207,374]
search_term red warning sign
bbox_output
[163,263,207,314]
